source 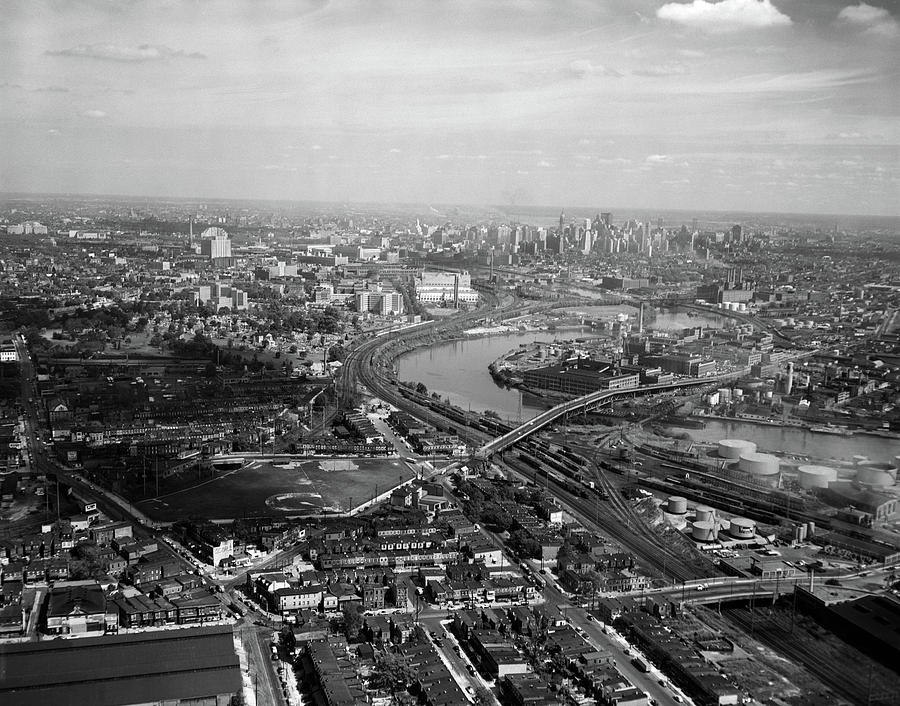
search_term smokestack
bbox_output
[786,362,794,395]
[638,303,645,334]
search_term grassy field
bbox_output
[136,457,415,521]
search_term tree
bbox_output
[371,650,414,695]
[415,382,428,395]
[472,685,493,705]
[341,603,363,641]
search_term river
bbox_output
[679,420,899,466]
[396,330,555,422]
[395,310,898,463]
[395,309,727,423]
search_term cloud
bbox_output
[80,109,107,118]
[657,0,792,32]
[537,160,552,167]
[47,129,61,135]
[837,3,900,37]
[566,59,621,79]
[435,154,452,160]
[633,62,688,77]
[48,44,206,62]
[646,154,673,163]
[310,144,322,150]
[388,148,401,154]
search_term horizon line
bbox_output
[1,190,899,223]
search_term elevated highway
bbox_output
[476,372,744,458]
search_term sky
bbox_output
[1,0,898,216]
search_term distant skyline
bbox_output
[1,1,899,216]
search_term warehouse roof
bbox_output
[0,625,241,706]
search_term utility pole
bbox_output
[750,581,758,637]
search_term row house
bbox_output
[90,521,133,546]
[112,593,177,628]
[274,585,324,614]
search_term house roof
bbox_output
[0,625,241,706]
[47,584,107,617]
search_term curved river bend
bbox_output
[395,311,898,464]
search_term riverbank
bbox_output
[691,412,900,440]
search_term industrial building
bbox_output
[414,270,479,305]
[822,482,897,525]
[0,625,241,706]
[522,359,640,396]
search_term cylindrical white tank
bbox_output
[739,452,780,477]
[691,520,718,542]
[694,505,715,523]
[798,465,838,490]
[718,439,757,460]
[667,496,688,515]
[856,467,894,488]
[729,517,755,539]
[864,462,897,481]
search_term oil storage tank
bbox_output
[667,496,688,515]
[856,466,894,488]
[691,520,718,542]
[694,505,715,523]
[739,451,780,483]
[798,465,838,490]
[729,517,756,540]
[863,462,897,481]
[718,439,757,460]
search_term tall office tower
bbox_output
[557,231,565,254]
[600,212,611,228]
[584,217,592,233]
[582,229,593,255]
[731,224,743,244]
[692,217,698,233]
[657,217,663,230]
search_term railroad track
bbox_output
[339,293,708,584]
[502,454,703,584]
[723,606,900,706]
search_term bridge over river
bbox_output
[476,371,746,459]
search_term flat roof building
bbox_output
[0,625,241,706]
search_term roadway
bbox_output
[236,620,286,706]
